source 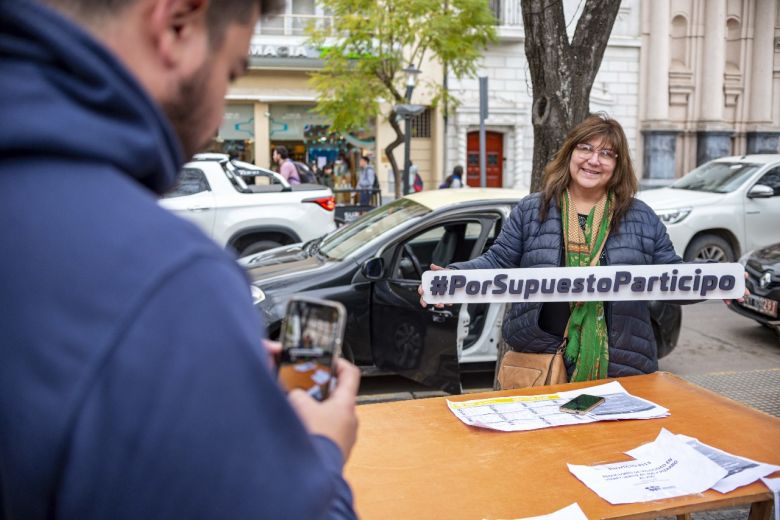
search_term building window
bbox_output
[411,108,431,138]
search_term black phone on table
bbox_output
[277,296,346,401]
[559,394,605,415]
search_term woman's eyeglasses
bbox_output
[574,143,618,163]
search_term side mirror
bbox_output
[747,184,774,199]
[362,257,385,280]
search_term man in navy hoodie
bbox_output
[0,0,359,518]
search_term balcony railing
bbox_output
[255,4,521,39]
[255,13,334,37]
[490,0,522,26]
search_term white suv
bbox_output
[160,154,336,256]
[637,155,780,262]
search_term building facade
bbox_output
[213,0,444,194]
[445,0,642,189]
[640,0,780,186]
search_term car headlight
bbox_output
[738,250,753,267]
[656,207,692,225]
[251,285,266,304]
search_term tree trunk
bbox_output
[385,111,405,199]
[521,0,621,193]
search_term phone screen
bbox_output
[278,297,346,401]
[559,394,605,414]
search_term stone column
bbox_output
[699,0,726,122]
[514,121,524,189]
[457,123,467,175]
[646,0,670,123]
[254,102,270,168]
[696,0,731,164]
[747,0,780,153]
[642,0,678,185]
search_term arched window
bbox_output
[725,17,742,74]
[670,15,688,71]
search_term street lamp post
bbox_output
[395,64,423,196]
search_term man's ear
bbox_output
[148,0,210,70]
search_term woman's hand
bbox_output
[723,271,749,305]
[418,263,447,308]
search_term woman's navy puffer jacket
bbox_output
[449,192,682,377]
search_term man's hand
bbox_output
[418,263,447,308]
[288,359,360,461]
[261,339,281,369]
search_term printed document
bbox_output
[568,430,727,504]
[447,381,668,432]
[628,429,780,493]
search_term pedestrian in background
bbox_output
[273,145,300,185]
[0,0,359,518]
[439,165,464,189]
[321,163,335,189]
[409,161,424,192]
[357,155,376,206]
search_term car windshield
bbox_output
[318,198,430,260]
[670,161,759,193]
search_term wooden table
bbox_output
[345,372,780,519]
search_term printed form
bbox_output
[447,381,668,432]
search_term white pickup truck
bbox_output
[159,154,336,256]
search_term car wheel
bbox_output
[684,234,735,262]
[393,322,423,370]
[240,240,283,256]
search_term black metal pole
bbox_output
[402,83,415,196]
[403,116,411,195]
[479,75,488,188]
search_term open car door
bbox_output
[370,214,501,394]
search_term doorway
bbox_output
[466,131,503,187]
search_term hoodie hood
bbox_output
[0,0,183,194]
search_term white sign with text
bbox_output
[421,263,745,304]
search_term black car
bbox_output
[729,242,780,336]
[242,190,682,393]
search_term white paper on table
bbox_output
[568,429,727,505]
[447,381,668,432]
[310,369,331,385]
[628,429,780,494]
[760,477,780,520]
[511,502,587,520]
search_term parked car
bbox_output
[637,155,780,262]
[728,242,780,336]
[159,154,336,256]
[240,190,682,393]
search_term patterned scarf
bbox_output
[561,190,612,381]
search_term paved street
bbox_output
[357,301,780,520]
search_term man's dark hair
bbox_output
[44,0,285,45]
[274,146,289,160]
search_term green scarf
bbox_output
[562,190,612,381]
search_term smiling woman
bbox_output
[443,113,698,384]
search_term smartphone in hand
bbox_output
[559,394,605,415]
[277,296,346,401]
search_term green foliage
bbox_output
[308,0,497,133]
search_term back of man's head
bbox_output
[44,0,284,44]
